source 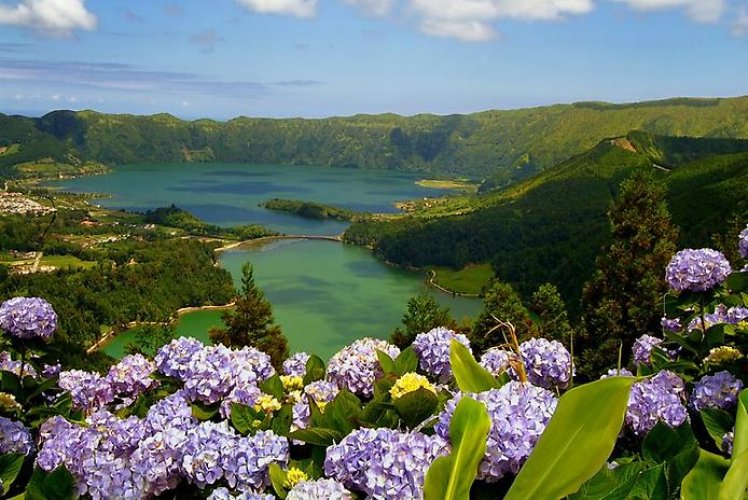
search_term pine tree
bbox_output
[578,170,678,379]
[210,263,289,370]
[531,283,574,345]
[390,292,453,348]
[470,279,534,353]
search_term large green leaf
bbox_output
[681,449,730,500]
[321,390,362,435]
[0,454,24,495]
[449,339,501,393]
[230,403,261,435]
[505,376,636,500]
[424,397,490,500]
[393,387,439,428]
[720,450,748,500]
[303,355,326,385]
[701,409,735,450]
[288,428,342,447]
[393,347,419,375]
[25,466,77,500]
[731,389,748,462]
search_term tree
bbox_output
[125,321,174,357]
[578,170,678,379]
[390,292,453,348]
[210,263,288,370]
[530,283,574,345]
[470,279,534,353]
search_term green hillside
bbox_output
[345,133,748,307]
[2,95,748,180]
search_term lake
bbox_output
[49,164,483,358]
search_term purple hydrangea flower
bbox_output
[633,334,664,367]
[0,296,57,339]
[287,478,353,500]
[42,362,61,378]
[723,429,735,456]
[181,421,238,488]
[231,346,276,387]
[326,338,400,398]
[479,348,518,378]
[58,369,114,411]
[105,353,158,399]
[208,488,274,500]
[739,225,748,259]
[325,428,447,498]
[224,430,289,491]
[283,352,311,377]
[0,351,38,378]
[435,382,558,481]
[626,370,688,436]
[154,336,204,379]
[600,368,634,378]
[412,327,471,383]
[519,338,572,389]
[690,371,744,411]
[292,380,339,431]
[687,304,748,332]
[666,249,732,292]
[220,383,263,420]
[0,416,34,455]
[661,317,682,332]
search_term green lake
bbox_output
[49,164,482,359]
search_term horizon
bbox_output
[1,0,748,119]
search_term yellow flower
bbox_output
[254,394,282,414]
[389,373,437,401]
[317,400,328,413]
[283,467,309,489]
[704,346,744,365]
[280,375,304,391]
[286,390,303,404]
[0,392,21,412]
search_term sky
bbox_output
[0,0,747,119]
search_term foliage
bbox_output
[530,283,575,344]
[145,204,276,240]
[390,292,453,348]
[471,280,533,352]
[260,198,365,222]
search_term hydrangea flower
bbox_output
[480,348,518,378]
[661,317,682,332]
[633,334,665,367]
[687,305,748,332]
[325,428,447,498]
[287,478,353,500]
[326,338,400,398]
[704,346,744,365]
[105,353,158,399]
[154,336,204,379]
[292,380,340,431]
[690,371,744,411]
[723,429,735,456]
[435,382,558,481]
[208,488,274,500]
[0,416,34,455]
[0,351,38,378]
[389,372,436,400]
[519,338,572,389]
[600,368,634,378]
[283,467,309,489]
[739,225,748,259]
[412,327,471,383]
[283,352,310,377]
[626,370,688,436]
[0,296,57,339]
[665,249,732,292]
[253,394,282,414]
[280,375,304,391]
[58,369,114,411]
[224,430,289,491]
[220,384,263,420]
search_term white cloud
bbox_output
[610,0,724,23]
[734,6,748,35]
[343,0,394,16]
[0,0,96,36]
[419,18,497,41]
[235,0,317,18]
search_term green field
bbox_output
[40,254,97,269]
[431,263,493,295]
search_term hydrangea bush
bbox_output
[0,224,746,499]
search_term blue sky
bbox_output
[0,0,747,119]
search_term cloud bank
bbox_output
[0,0,96,36]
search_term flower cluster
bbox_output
[479,348,517,377]
[687,304,748,332]
[325,427,447,499]
[704,346,744,365]
[626,371,688,436]
[665,249,732,292]
[287,478,353,500]
[689,371,744,411]
[58,370,114,411]
[519,338,572,389]
[0,351,38,378]
[282,352,310,377]
[435,382,558,481]
[739,225,748,259]
[600,368,634,378]
[209,488,274,500]
[292,380,340,431]
[632,334,664,367]
[412,327,471,382]
[389,372,436,400]
[0,416,33,455]
[326,338,399,398]
[0,296,57,339]
[661,317,682,332]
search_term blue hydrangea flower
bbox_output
[666,249,732,292]
[326,338,400,398]
[155,336,204,379]
[0,351,38,378]
[739,225,748,259]
[479,348,518,378]
[626,370,688,436]
[661,317,682,332]
[633,334,664,367]
[105,353,158,400]
[412,327,471,383]
[58,369,114,411]
[0,296,57,339]
[181,421,238,488]
[287,478,353,500]
[435,382,558,481]
[283,352,311,377]
[690,370,744,411]
[687,304,748,331]
[519,338,572,389]
[224,430,289,491]
[600,368,634,378]
[208,488,274,500]
[0,416,34,455]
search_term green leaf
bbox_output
[720,450,748,500]
[260,374,285,399]
[701,409,735,450]
[505,376,637,500]
[303,355,326,385]
[449,339,500,393]
[393,347,419,375]
[424,397,490,500]
[230,403,263,435]
[725,271,748,294]
[731,389,748,462]
[288,427,342,447]
[393,387,439,428]
[271,404,293,437]
[191,402,219,421]
[571,461,667,500]
[320,390,362,435]
[269,463,289,499]
[0,454,25,495]
[25,466,77,500]
[681,449,730,500]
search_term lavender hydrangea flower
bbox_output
[287,478,353,500]
[435,382,558,481]
[181,421,238,488]
[325,428,447,498]
[626,370,688,436]
[326,338,400,398]
[690,371,744,411]
[208,488,274,500]
[723,429,735,456]
[224,431,289,491]
[220,383,263,420]
[155,336,204,379]
[633,334,664,367]
[0,416,34,455]
[739,225,748,259]
[666,249,732,292]
[292,380,339,431]
[283,352,310,377]
[0,296,57,339]
[42,362,61,378]
[0,351,38,378]
[661,317,682,332]
[600,368,634,378]
[106,353,158,399]
[231,346,276,386]
[58,369,114,411]
[519,338,572,389]
[180,344,237,404]
[480,348,518,378]
[412,327,471,383]
[687,304,748,331]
